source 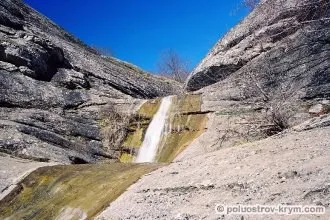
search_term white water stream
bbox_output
[135,96,172,163]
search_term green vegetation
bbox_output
[119,98,162,162]
[99,95,207,163]
[157,114,208,163]
[138,98,161,118]
[122,127,144,148]
[0,163,160,219]
[0,95,208,219]
[119,153,134,163]
[156,94,208,163]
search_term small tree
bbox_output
[157,50,190,83]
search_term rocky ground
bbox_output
[97,115,330,220]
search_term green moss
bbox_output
[123,128,144,148]
[119,99,162,160]
[124,99,161,149]
[120,94,207,163]
[156,96,208,163]
[157,131,197,163]
[138,98,161,118]
[0,163,160,219]
[119,153,134,163]
[173,94,201,114]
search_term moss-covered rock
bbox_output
[0,163,160,219]
[172,94,201,114]
[119,98,161,162]
[138,98,161,118]
[118,94,207,163]
[156,94,208,163]
[157,113,208,163]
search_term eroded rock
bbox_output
[0,0,181,163]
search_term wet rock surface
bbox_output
[0,153,57,201]
[97,125,330,220]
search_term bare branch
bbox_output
[158,50,190,83]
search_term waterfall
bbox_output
[135,96,172,163]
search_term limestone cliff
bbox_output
[0,0,181,163]
[186,0,330,103]
[185,0,330,142]
[94,1,330,218]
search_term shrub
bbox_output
[99,105,136,152]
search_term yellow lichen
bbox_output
[138,98,161,118]
[123,128,144,148]
[0,163,160,219]
[119,153,134,163]
[157,113,208,163]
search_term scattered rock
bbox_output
[292,114,330,132]
[309,104,326,116]
[0,61,17,72]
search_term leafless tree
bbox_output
[99,104,136,153]
[158,50,190,83]
[239,0,330,133]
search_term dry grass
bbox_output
[99,105,136,153]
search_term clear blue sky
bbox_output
[24,0,249,72]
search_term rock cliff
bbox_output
[94,0,330,219]
[185,0,330,143]
[0,0,181,163]
[186,0,330,103]
[1,0,330,219]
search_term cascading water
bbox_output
[135,96,172,163]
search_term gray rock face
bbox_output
[186,0,330,103]
[0,0,181,163]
